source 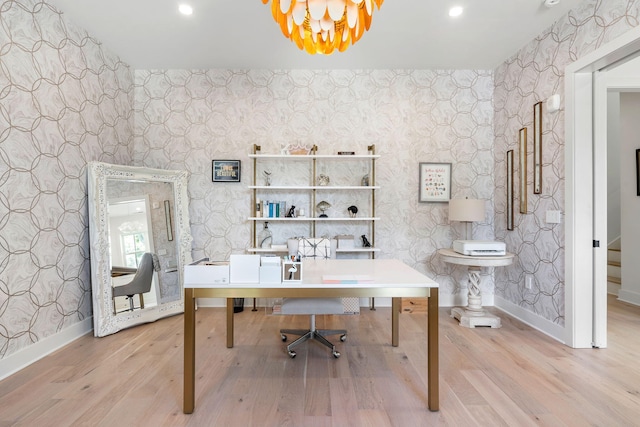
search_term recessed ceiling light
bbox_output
[449,6,463,17]
[178,4,193,15]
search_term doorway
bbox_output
[565,25,640,348]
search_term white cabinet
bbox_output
[248,144,379,257]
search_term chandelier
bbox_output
[261,0,384,55]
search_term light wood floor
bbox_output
[2,296,640,426]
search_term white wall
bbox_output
[607,92,622,245]
[618,92,640,305]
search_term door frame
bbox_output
[565,25,640,348]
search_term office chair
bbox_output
[112,252,156,312]
[280,238,346,358]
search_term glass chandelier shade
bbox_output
[261,0,384,55]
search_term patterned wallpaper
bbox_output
[2,0,640,362]
[493,0,640,326]
[133,68,497,305]
[0,0,134,358]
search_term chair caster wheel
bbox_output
[288,350,296,358]
[281,334,287,342]
[340,334,347,342]
[332,350,341,358]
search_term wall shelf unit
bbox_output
[248,144,379,256]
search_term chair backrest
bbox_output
[297,238,336,259]
[112,252,155,298]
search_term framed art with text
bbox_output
[419,162,452,203]
[212,160,241,182]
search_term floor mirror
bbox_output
[88,162,193,337]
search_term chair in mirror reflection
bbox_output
[112,252,159,312]
[280,238,347,358]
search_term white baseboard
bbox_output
[0,317,93,381]
[617,289,640,306]
[494,296,565,344]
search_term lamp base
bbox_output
[451,307,501,328]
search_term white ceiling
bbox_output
[47,0,586,70]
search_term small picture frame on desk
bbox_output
[282,261,302,282]
[212,160,241,182]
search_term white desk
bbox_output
[183,258,440,413]
[438,248,514,328]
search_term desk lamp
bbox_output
[448,198,485,240]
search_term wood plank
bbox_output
[2,299,640,426]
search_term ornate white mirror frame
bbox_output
[88,162,193,337]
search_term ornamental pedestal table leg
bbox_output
[451,265,501,328]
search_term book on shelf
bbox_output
[261,200,287,218]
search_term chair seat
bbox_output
[280,297,344,315]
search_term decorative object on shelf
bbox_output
[286,205,296,218]
[519,127,527,213]
[361,235,371,247]
[258,222,273,249]
[212,160,241,182]
[361,174,369,186]
[298,208,306,217]
[347,205,358,218]
[317,174,330,186]
[533,101,542,194]
[316,200,331,218]
[418,162,451,202]
[260,0,384,56]
[448,198,485,240]
[338,151,355,155]
[263,170,272,186]
[506,150,514,230]
[281,143,313,155]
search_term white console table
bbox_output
[438,248,514,328]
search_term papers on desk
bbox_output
[322,275,374,284]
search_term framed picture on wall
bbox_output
[212,160,241,182]
[519,128,527,214]
[637,149,640,196]
[533,102,542,194]
[418,162,452,203]
[507,150,514,230]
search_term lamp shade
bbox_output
[448,199,485,223]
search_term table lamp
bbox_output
[448,198,485,240]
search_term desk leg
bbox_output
[226,298,234,348]
[391,297,400,347]
[183,288,196,414]
[427,289,439,411]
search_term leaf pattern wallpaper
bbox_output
[1,0,639,363]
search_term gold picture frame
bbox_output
[533,102,542,194]
[507,150,514,230]
[519,127,527,214]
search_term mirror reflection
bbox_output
[109,195,159,313]
[88,162,192,337]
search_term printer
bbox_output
[452,240,506,256]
